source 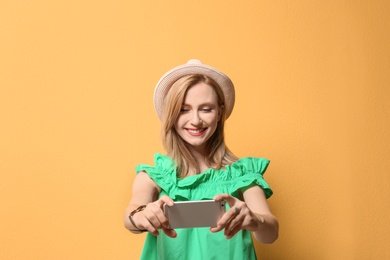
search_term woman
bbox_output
[124,59,278,259]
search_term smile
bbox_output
[186,128,207,136]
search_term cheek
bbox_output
[175,115,184,125]
[205,113,220,124]
[174,116,186,130]
[173,120,180,132]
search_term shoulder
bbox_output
[225,157,273,199]
[135,153,176,174]
[228,157,270,175]
[134,153,178,192]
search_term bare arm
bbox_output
[124,171,176,237]
[242,186,279,243]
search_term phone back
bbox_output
[164,200,226,229]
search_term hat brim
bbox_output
[153,60,235,120]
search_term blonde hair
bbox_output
[161,74,237,177]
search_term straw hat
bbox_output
[153,59,235,120]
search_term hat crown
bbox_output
[187,59,202,65]
[154,59,235,120]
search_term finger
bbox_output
[232,206,240,215]
[162,227,177,238]
[157,214,170,229]
[214,194,237,208]
[141,213,160,236]
[143,198,173,229]
[146,227,159,236]
[144,205,171,230]
[141,219,159,236]
[211,206,239,233]
[149,202,171,228]
[213,205,243,235]
[213,193,231,202]
[224,213,244,237]
[210,220,226,232]
[210,226,222,232]
[225,223,243,239]
[157,195,174,207]
[224,205,241,223]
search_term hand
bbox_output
[210,194,264,239]
[132,195,177,238]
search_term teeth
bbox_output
[188,129,203,134]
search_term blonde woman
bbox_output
[124,60,278,259]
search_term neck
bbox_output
[187,145,210,173]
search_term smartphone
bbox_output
[163,200,226,229]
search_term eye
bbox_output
[201,108,212,112]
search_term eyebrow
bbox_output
[181,102,216,107]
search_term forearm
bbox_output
[252,213,279,244]
[124,171,160,233]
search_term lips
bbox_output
[186,128,207,136]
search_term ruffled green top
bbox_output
[136,153,272,260]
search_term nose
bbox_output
[190,111,202,126]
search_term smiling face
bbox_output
[174,82,221,153]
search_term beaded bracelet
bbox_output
[129,205,147,234]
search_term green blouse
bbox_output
[135,153,272,260]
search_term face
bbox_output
[174,82,221,152]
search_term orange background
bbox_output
[1,1,389,259]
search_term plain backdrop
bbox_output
[1,1,389,259]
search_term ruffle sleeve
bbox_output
[135,153,273,201]
[135,153,179,196]
[227,157,273,198]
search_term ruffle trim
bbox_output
[135,153,273,200]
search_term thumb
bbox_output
[158,195,174,207]
[214,193,236,207]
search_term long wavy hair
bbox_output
[161,74,237,177]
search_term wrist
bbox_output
[129,205,147,234]
[254,214,265,230]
